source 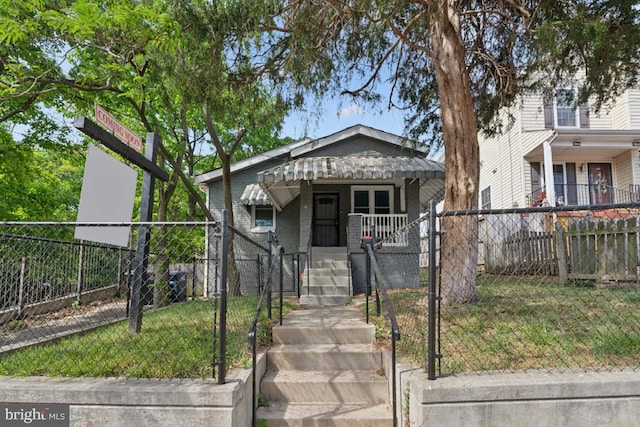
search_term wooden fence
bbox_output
[484,213,640,281]
[563,216,639,281]
[485,228,557,275]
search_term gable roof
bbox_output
[194,124,427,187]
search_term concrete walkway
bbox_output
[0,300,127,354]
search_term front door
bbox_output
[588,163,613,204]
[313,193,339,246]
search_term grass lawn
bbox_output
[0,296,292,379]
[366,274,640,374]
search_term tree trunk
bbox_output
[431,2,480,305]
[221,155,242,296]
[154,152,179,307]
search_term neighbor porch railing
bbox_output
[528,184,640,206]
[361,214,408,246]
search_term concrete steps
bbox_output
[257,306,392,426]
[257,403,392,427]
[300,247,351,307]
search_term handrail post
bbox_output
[267,231,273,320]
[365,244,371,324]
[427,200,437,380]
[279,247,284,326]
[218,209,228,385]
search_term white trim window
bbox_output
[251,205,275,233]
[351,185,394,214]
[555,88,578,127]
[481,186,491,210]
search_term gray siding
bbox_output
[302,135,421,157]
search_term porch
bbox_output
[524,128,640,208]
[527,183,640,207]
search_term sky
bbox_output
[279,96,408,141]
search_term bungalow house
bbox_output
[194,125,445,304]
[478,85,640,210]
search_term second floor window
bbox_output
[555,88,578,127]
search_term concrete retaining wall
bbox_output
[382,351,640,426]
[6,349,638,426]
[409,370,640,426]
[0,353,267,427]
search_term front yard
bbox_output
[367,275,640,374]
[0,297,292,378]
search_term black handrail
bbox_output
[365,244,401,427]
[247,244,284,427]
[306,221,313,295]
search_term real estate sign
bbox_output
[95,103,143,152]
[74,143,137,247]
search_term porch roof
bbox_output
[240,183,272,206]
[256,156,445,210]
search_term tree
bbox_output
[260,0,640,304]
[0,1,289,299]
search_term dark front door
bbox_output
[313,193,339,246]
[588,163,613,204]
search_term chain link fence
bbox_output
[371,203,640,377]
[0,220,293,381]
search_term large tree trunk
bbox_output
[154,152,179,307]
[221,156,242,296]
[431,2,480,305]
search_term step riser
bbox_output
[261,380,388,404]
[306,276,349,287]
[268,349,381,371]
[309,261,349,269]
[273,326,375,345]
[260,419,389,427]
[305,268,350,276]
[305,285,350,296]
[299,295,350,306]
[257,403,392,427]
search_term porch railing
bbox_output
[361,214,408,246]
[528,184,640,207]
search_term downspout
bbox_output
[542,132,558,207]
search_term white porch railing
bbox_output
[361,214,408,246]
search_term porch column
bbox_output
[543,140,556,207]
[298,180,313,253]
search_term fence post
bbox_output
[76,242,85,304]
[428,199,438,380]
[555,220,568,283]
[18,257,27,318]
[218,209,229,384]
[127,133,159,333]
[257,254,262,294]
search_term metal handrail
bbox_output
[305,221,313,295]
[365,244,400,427]
[247,244,284,427]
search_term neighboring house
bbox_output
[194,125,445,298]
[478,85,640,210]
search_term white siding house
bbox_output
[479,85,640,209]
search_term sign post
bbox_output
[74,114,168,333]
[127,132,159,332]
